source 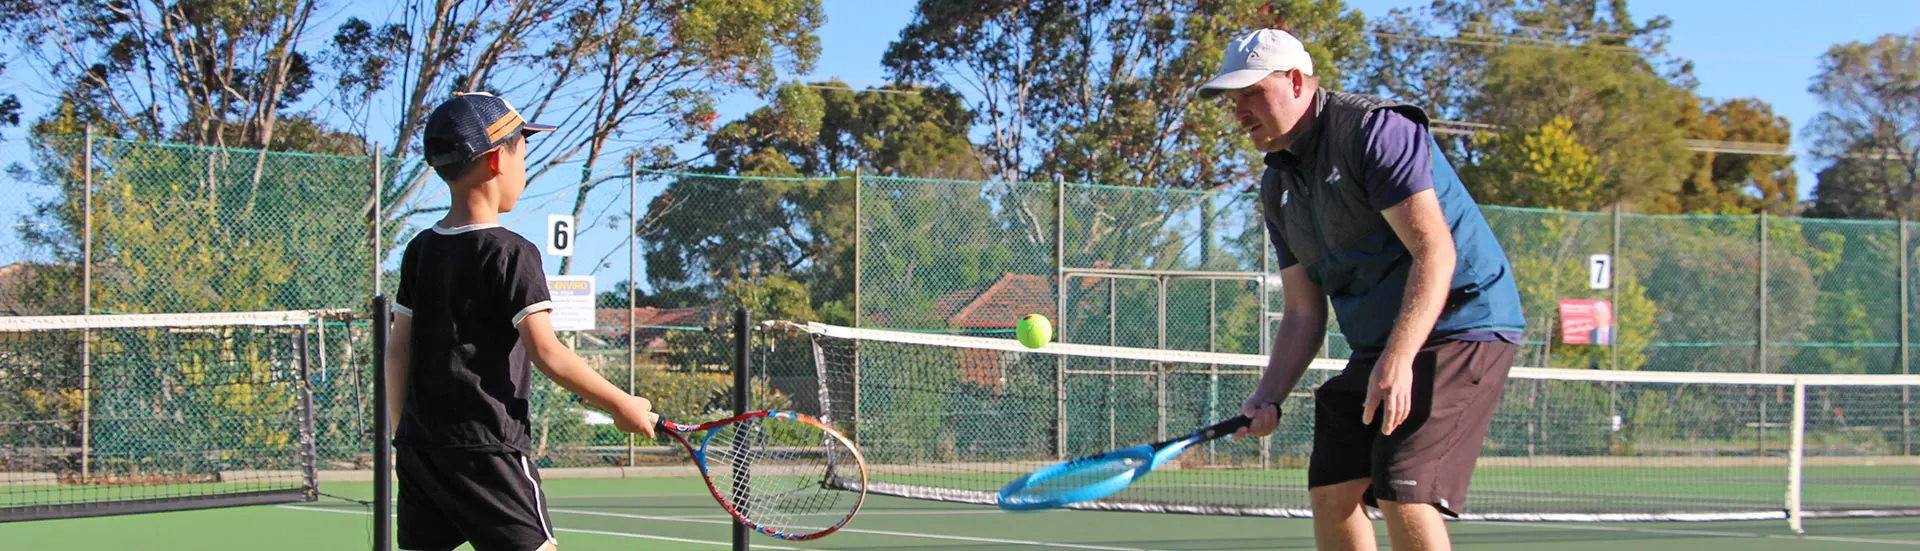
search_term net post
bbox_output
[372,296,393,551]
[1787,378,1805,534]
[81,125,93,483]
[298,325,319,500]
[732,307,751,551]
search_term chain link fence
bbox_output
[859,176,1920,382]
[3,136,1915,481]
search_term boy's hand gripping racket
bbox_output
[657,411,868,541]
[997,413,1264,511]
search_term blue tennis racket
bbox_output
[997,414,1257,511]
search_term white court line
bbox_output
[1476,520,1920,547]
[277,505,807,550]
[670,509,1005,520]
[552,508,1172,551]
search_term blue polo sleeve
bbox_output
[1356,110,1436,211]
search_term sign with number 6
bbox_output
[547,214,574,256]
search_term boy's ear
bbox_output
[483,147,504,176]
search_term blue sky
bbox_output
[4,0,1916,287]
[797,0,1920,199]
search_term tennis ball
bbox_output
[1016,314,1053,349]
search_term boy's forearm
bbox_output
[384,340,410,434]
[534,349,632,413]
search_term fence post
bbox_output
[853,168,862,329]
[1759,213,1769,375]
[1608,204,1621,450]
[852,168,864,445]
[371,145,383,297]
[1207,279,1218,462]
[81,127,93,482]
[1054,173,1067,459]
[1904,217,1913,456]
[1260,200,1272,356]
[1155,275,1168,442]
[1757,213,1771,455]
[1610,203,1620,372]
[627,159,638,468]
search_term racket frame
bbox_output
[998,414,1254,511]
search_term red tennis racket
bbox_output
[657,410,868,541]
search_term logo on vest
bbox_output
[1326,167,1341,185]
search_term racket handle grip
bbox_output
[1201,415,1253,441]
[1202,402,1279,440]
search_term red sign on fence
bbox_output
[1560,299,1614,345]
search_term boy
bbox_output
[385,92,660,551]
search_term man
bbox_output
[1199,29,1526,551]
[387,92,660,551]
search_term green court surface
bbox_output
[4,476,1919,550]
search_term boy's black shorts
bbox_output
[397,447,555,551]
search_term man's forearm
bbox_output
[1379,247,1455,364]
[1254,313,1327,405]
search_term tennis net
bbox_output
[787,322,1920,529]
[0,311,324,522]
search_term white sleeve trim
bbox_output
[512,300,554,328]
[392,303,413,318]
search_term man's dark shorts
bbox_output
[1307,340,1516,517]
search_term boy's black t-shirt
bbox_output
[393,223,552,453]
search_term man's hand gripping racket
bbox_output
[997,403,1279,511]
[655,411,869,541]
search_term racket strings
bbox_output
[1016,456,1142,496]
[704,417,863,535]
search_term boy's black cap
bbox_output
[423,92,558,173]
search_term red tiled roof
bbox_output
[591,305,725,350]
[948,273,1055,329]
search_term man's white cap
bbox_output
[1197,29,1315,99]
